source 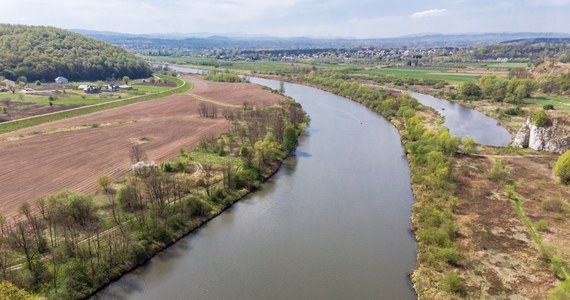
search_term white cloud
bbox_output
[410,8,448,19]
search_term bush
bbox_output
[488,159,507,182]
[460,81,482,99]
[541,198,567,213]
[503,107,523,116]
[442,272,465,295]
[437,247,461,265]
[533,110,550,127]
[534,219,549,231]
[554,150,570,184]
[544,104,555,110]
[117,184,143,212]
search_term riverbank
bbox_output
[85,157,287,299]
[0,77,308,299]
[297,73,570,299]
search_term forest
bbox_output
[0,24,152,82]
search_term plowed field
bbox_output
[0,76,284,217]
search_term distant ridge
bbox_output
[501,38,570,45]
[71,29,570,50]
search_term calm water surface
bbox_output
[95,73,418,299]
[410,92,512,146]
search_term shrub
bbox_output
[442,272,465,295]
[116,185,143,212]
[460,81,482,99]
[543,104,555,110]
[503,107,523,116]
[437,247,461,265]
[185,197,212,217]
[541,198,566,213]
[554,150,570,184]
[533,110,550,127]
[534,219,549,231]
[488,159,506,182]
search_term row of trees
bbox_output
[0,24,152,81]
[0,97,307,299]
[460,75,535,103]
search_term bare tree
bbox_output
[130,143,147,163]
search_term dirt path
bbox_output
[0,76,284,218]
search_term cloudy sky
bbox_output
[0,0,568,38]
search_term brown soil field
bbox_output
[453,154,567,299]
[0,75,284,218]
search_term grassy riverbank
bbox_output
[298,72,570,299]
[0,86,308,299]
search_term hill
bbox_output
[0,24,152,82]
[73,30,570,51]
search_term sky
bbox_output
[0,0,569,38]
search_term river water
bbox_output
[95,67,511,299]
[410,92,512,146]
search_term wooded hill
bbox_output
[0,24,152,82]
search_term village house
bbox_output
[83,86,100,94]
[54,76,69,84]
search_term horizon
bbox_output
[70,28,570,40]
[1,0,569,39]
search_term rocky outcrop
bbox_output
[512,117,570,153]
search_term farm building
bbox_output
[55,76,69,84]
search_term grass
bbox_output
[179,151,244,167]
[352,67,480,84]
[0,84,172,107]
[524,95,570,111]
[146,55,365,75]
[508,184,570,280]
[0,74,191,134]
[471,62,529,70]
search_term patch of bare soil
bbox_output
[0,75,284,218]
[454,155,560,299]
[506,156,570,264]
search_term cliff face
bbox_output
[512,117,570,153]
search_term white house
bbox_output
[55,76,69,84]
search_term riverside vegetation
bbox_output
[300,71,570,298]
[300,72,473,298]
[0,89,308,299]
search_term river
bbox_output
[95,67,511,299]
[410,92,512,147]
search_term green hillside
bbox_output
[0,24,152,81]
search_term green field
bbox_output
[472,62,529,70]
[524,95,570,111]
[146,55,364,74]
[0,82,172,109]
[352,67,480,84]
[0,75,191,134]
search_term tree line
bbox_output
[0,24,152,82]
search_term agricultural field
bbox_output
[0,75,286,218]
[469,62,530,70]
[352,67,480,84]
[147,55,365,74]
